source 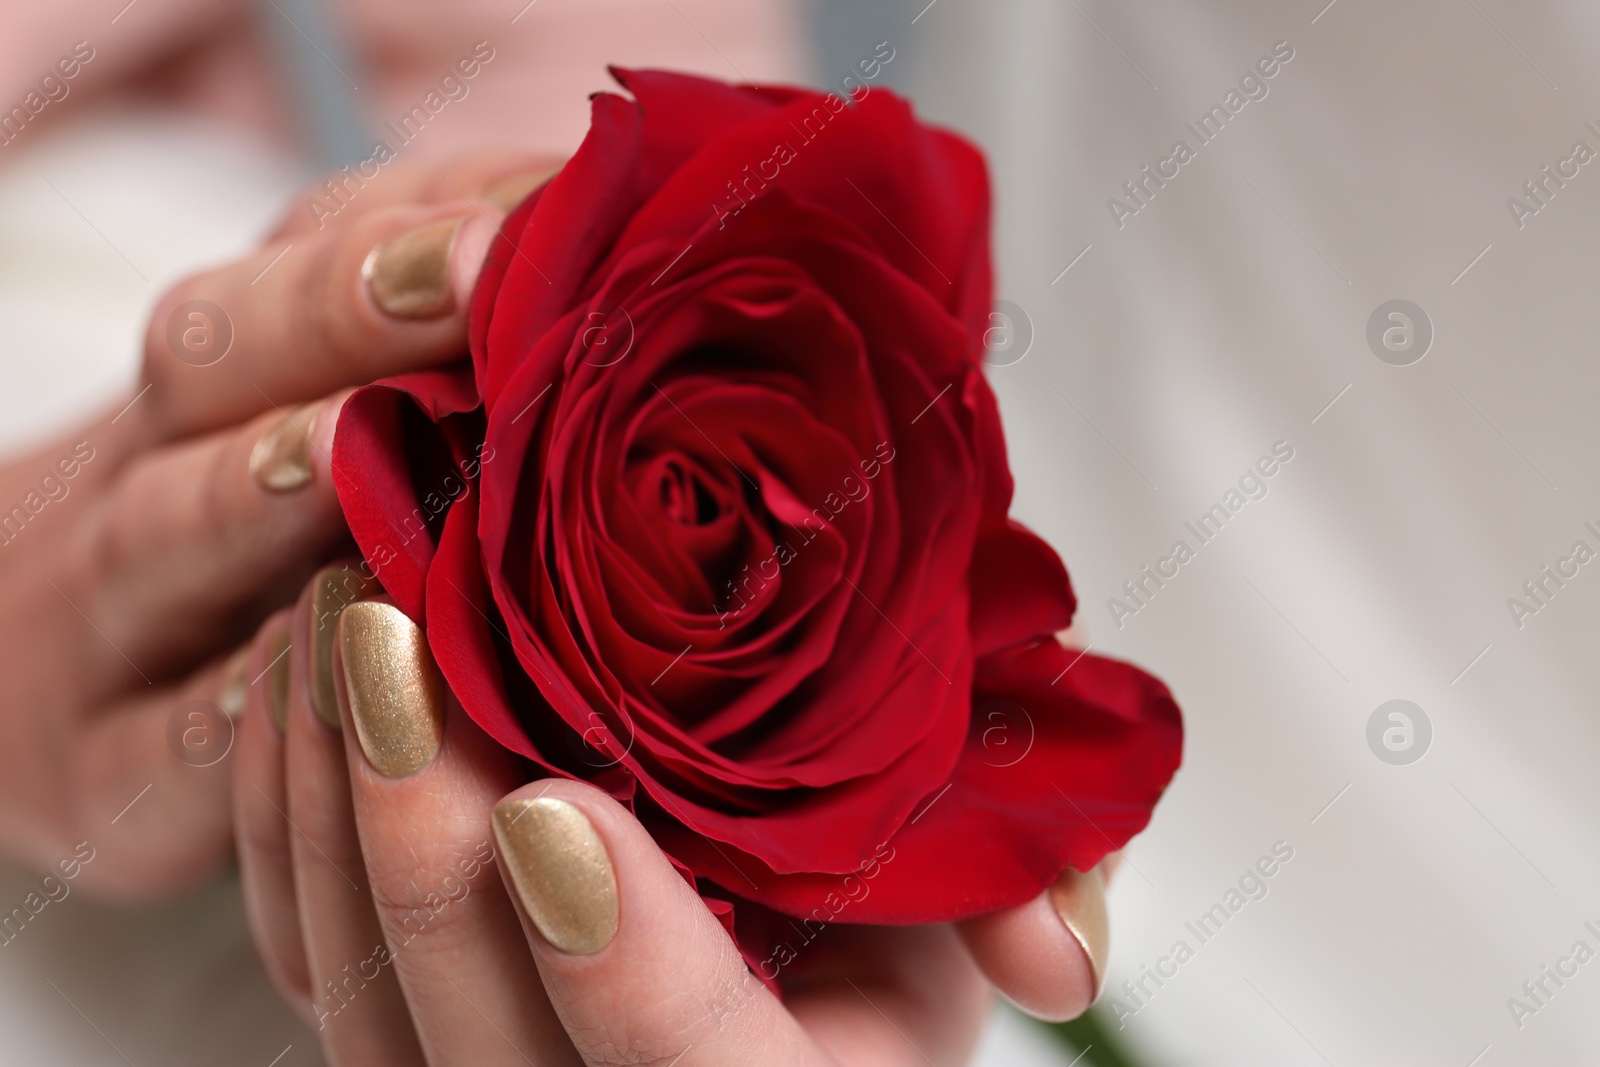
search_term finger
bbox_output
[493,781,854,1067]
[137,197,503,443]
[955,865,1108,1022]
[233,610,314,1023]
[67,647,245,901]
[282,568,425,1064]
[784,925,991,1067]
[332,599,578,1065]
[75,392,348,681]
[268,151,564,239]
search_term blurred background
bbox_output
[5,0,1600,1063]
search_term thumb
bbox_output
[489,780,821,1067]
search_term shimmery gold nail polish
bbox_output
[308,566,377,729]
[492,797,618,954]
[1050,866,1109,1001]
[218,647,250,720]
[249,403,318,493]
[339,602,444,778]
[265,628,292,732]
[481,164,563,212]
[362,217,464,319]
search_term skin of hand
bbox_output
[233,586,1109,1065]
[0,150,562,902]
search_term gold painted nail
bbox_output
[308,566,377,729]
[362,217,464,319]
[492,797,618,954]
[218,647,250,720]
[248,403,318,493]
[481,164,563,212]
[339,602,444,778]
[1050,866,1109,1001]
[265,628,292,732]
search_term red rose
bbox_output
[335,69,1181,940]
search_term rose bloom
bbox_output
[336,69,1181,966]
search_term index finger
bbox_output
[332,599,579,1066]
[133,196,501,447]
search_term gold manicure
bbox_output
[1050,866,1109,1001]
[265,627,292,732]
[492,797,618,954]
[339,602,444,778]
[307,565,377,729]
[249,403,318,493]
[362,217,464,319]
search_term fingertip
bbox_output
[489,780,808,1066]
[308,389,354,486]
[957,866,1107,1023]
[491,785,620,956]
[450,210,503,308]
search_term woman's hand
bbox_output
[0,152,559,900]
[233,582,1111,1065]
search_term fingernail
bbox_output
[308,566,378,729]
[492,797,618,955]
[1050,866,1108,1001]
[481,165,562,212]
[363,217,465,319]
[218,647,250,720]
[265,627,292,732]
[249,403,318,493]
[339,602,444,778]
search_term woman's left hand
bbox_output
[233,575,1109,1066]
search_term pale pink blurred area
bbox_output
[334,0,807,155]
[2,0,804,157]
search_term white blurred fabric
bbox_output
[899,0,1600,1063]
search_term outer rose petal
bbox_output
[333,365,481,620]
[968,520,1077,657]
[598,72,989,332]
[666,639,1182,923]
[426,488,545,762]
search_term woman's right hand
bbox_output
[230,585,1108,1065]
[0,151,560,900]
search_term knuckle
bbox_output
[365,860,487,952]
[76,478,137,592]
[563,1020,679,1067]
[564,969,760,1067]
